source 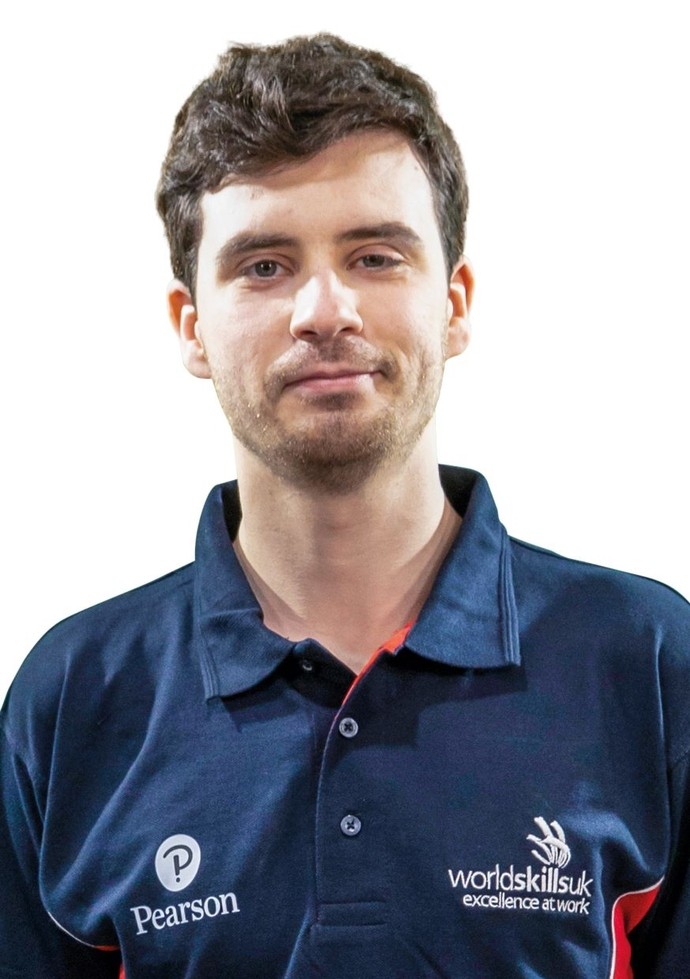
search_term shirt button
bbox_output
[300,659,314,673]
[338,717,359,738]
[340,814,362,837]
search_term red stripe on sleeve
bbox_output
[609,879,662,979]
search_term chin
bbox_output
[239,413,427,494]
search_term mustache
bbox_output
[265,339,398,395]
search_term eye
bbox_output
[353,253,403,270]
[244,259,282,278]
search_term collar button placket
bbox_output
[314,670,391,941]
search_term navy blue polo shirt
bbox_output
[2,467,689,978]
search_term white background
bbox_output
[1,1,688,698]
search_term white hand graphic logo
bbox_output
[527,817,571,868]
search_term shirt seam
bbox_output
[46,908,120,953]
[669,741,690,772]
[511,538,689,604]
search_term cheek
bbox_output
[389,304,448,366]
[200,296,291,363]
[209,343,264,392]
[199,319,271,382]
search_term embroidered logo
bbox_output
[527,817,571,868]
[448,816,593,916]
[155,834,201,891]
[129,834,240,936]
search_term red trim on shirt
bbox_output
[342,621,415,704]
[609,879,662,979]
[375,622,416,656]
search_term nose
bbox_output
[289,270,363,340]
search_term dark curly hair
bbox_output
[156,34,469,296]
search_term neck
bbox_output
[233,433,461,672]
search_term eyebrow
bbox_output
[335,223,424,250]
[214,222,425,276]
[215,233,298,275]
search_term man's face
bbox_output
[171,130,472,492]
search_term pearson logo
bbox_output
[155,834,201,891]
[448,816,594,916]
[130,834,240,937]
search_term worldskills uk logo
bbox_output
[528,817,571,869]
[448,816,594,916]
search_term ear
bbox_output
[167,280,211,379]
[445,258,474,360]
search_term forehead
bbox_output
[197,131,442,258]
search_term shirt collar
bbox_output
[194,466,520,699]
[407,466,520,670]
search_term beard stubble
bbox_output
[212,334,445,495]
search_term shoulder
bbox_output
[2,563,196,771]
[511,535,688,630]
[510,538,690,764]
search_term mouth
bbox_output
[266,340,396,402]
[283,365,381,393]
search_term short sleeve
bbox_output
[0,722,121,978]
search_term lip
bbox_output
[283,365,379,391]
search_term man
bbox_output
[1,34,688,978]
